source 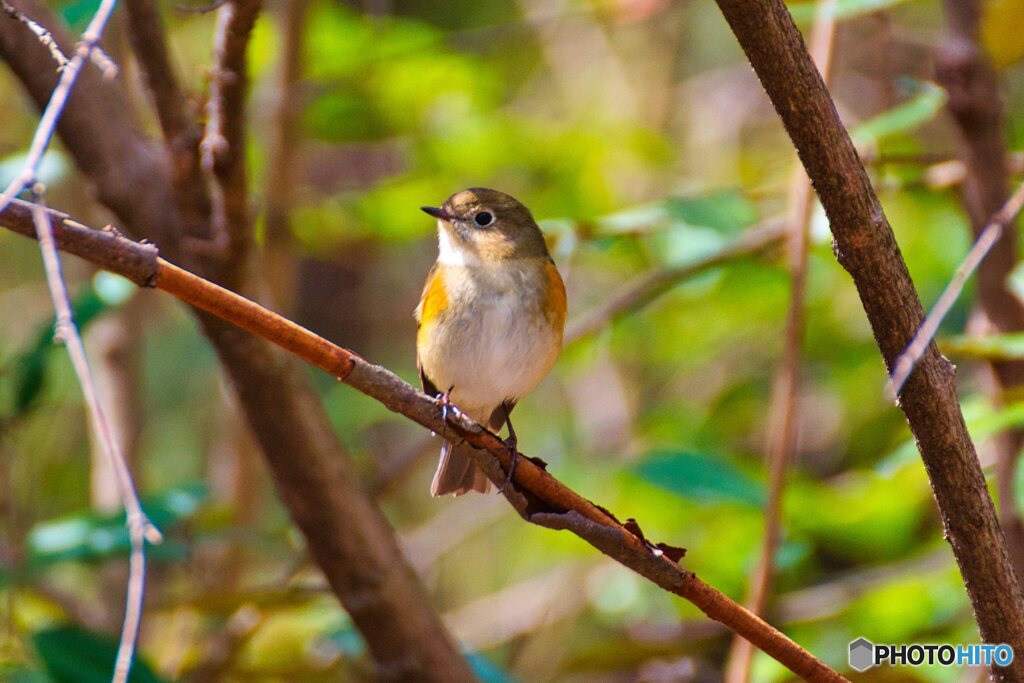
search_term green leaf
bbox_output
[787,466,930,561]
[851,82,947,147]
[304,90,391,142]
[664,189,759,235]
[92,272,135,307]
[10,282,119,416]
[591,203,667,236]
[24,484,208,570]
[878,396,1024,471]
[787,0,913,23]
[648,224,730,268]
[12,344,48,417]
[633,450,766,506]
[300,2,493,144]
[846,572,963,641]
[942,332,1024,360]
[33,625,166,683]
[53,0,100,31]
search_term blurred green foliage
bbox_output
[33,626,167,683]
[22,484,206,572]
[3,0,1024,680]
[5,273,133,417]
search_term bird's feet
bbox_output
[436,386,458,439]
[497,433,518,494]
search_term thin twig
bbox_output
[201,0,263,267]
[726,3,836,680]
[0,0,120,218]
[0,198,846,683]
[261,0,308,312]
[123,0,211,241]
[0,0,67,68]
[89,44,119,79]
[28,199,161,683]
[885,178,1024,398]
[565,218,786,345]
[124,0,192,142]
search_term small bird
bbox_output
[416,188,567,496]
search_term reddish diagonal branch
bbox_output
[157,260,356,381]
[0,197,846,683]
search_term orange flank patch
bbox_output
[545,261,567,326]
[418,268,449,328]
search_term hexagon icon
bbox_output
[849,637,875,672]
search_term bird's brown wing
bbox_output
[487,399,518,433]
[419,363,440,399]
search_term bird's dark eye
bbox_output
[473,211,493,227]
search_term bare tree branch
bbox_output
[261,0,308,312]
[0,0,120,216]
[201,0,262,267]
[87,44,118,79]
[713,0,1024,676]
[0,198,847,683]
[936,0,1024,586]
[0,0,67,67]
[123,0,191,143]
[123,0,211,240]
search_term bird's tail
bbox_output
[430,440,493,496]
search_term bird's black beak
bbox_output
[421,206,451,220]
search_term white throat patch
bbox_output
[437,224,484,266]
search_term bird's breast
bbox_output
[417,261,563,415]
